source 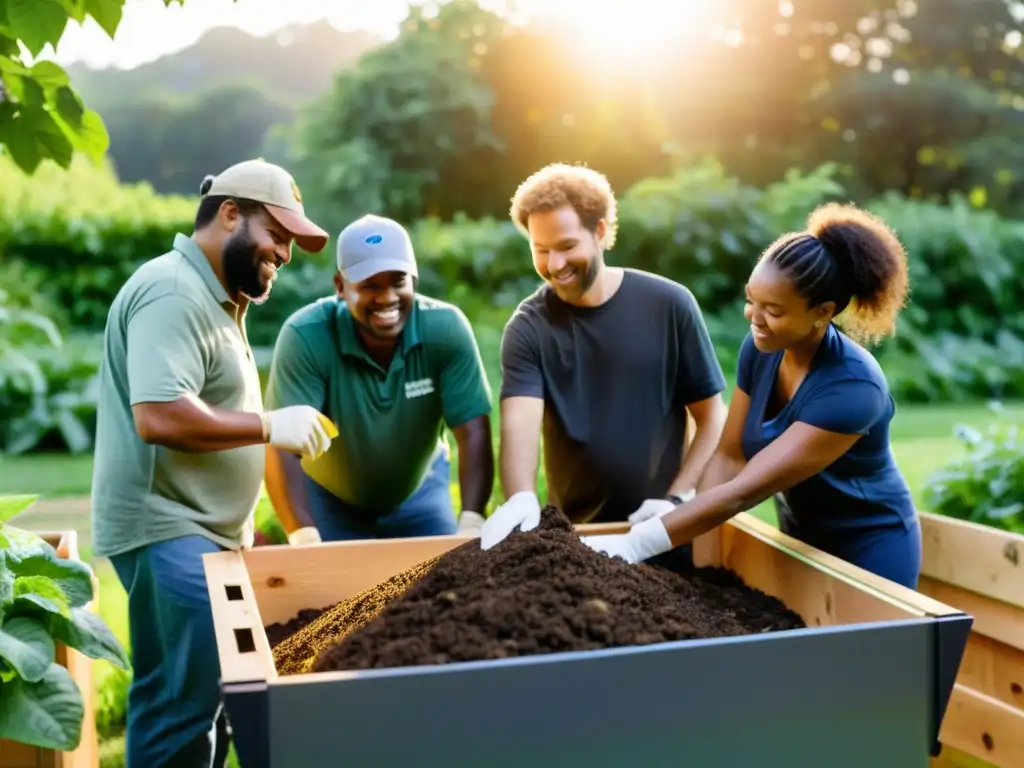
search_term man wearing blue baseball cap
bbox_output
[263,214,495,543]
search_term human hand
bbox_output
[457,511,485,537]
[627,491,694,526]
[480,491,541,550]
[580,516,673,564]
[287,526,323,546]
[265,406,334,459]
[627,498,677,526]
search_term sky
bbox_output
[48,0,714,70]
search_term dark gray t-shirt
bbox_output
[499,268,726,524]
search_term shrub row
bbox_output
[3,155,1024,439]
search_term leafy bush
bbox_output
[922,403,1024,534]
[0,279,100,455]
[0,495,131,751]
[0,154,196,330]
[6,154,1024,407]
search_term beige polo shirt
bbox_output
[90,233,265,558]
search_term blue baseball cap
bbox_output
[336,214,418,283]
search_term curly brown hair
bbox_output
[761,202,910,346]
[509,163,619,248]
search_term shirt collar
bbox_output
[335,295,422,363]
[173,233,233,307]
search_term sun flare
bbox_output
[548,0,716,59]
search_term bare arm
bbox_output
[264,446,315,534]
[695,386,752,492]
[499,396,544,498]
[662,422,862,547]
[451,414,494,513]
[131,396,266,451]
[667,393,728,497]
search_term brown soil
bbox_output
[271,555,442,675]
[265,608,327,650]
[292,506,805,673]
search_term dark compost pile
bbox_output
[267,506,805,675]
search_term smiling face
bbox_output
[526,205,606,305]
[221,205,294,304]
[336,269,415,345]
[744,258,833,352]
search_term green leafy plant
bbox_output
[0,0,204,175]
[922,402,1024,534]
[0,494,131,751]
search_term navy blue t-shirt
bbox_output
[737,323,916,538]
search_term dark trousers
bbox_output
[773,494,923,589]
[306,449,458,540]
[109,535,230,768]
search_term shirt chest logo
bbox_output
[404,377,435,399]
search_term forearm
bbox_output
[696,449,747,493]
[499,428,539,498]
[663,469,785,548]
[668,407,727,496]
[133,395,265,452]
[461,454,494,515]
[264,447,315,533]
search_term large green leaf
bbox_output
[0,526,51,560]
[46,607,130,670]
[83,0,122,39]
[0,495,38,523]
[10,576,71,620]
[7,552,94,609]
[5,0,69,58]
[0,617,55,682]
[0,662,84,751]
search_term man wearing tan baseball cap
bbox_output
[90,158,333,767]
[200,157,329,254]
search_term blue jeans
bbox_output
[109,535,230,768]
[306,450,457,540]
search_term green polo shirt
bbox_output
[264,294,492,509]
[90,233,265,558]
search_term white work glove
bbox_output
[480,491,541,550]
[287,526,322,546]
[580,516,673,565]
[266,405,332,459]
[627,491,695,526]
[457,511,485,537]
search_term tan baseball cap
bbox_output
[202,159,329,253]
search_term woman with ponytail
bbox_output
[582,203,921,588]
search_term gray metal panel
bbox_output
[267,620,935,768]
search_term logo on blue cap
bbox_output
[365,234,383,245]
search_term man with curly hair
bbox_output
[480,163,729,549]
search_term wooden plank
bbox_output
[918,577,1024,654]
[938,683,1024,768]
[728,513,962,618]
[920,513,1024,611]
[956,633,1024,713]
[720,516,925,628]
[202,550,278,685]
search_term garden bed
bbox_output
[267,508,805,675]
[204,509,973,768]
[919,512,1024,768]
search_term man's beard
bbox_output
[223,222,270,304]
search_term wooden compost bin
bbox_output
[919,513,1024,768]
[204,513,973,768]
[0,531,99,768]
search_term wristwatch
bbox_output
[666,489,696,506]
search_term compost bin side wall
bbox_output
[261,619,936,768]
